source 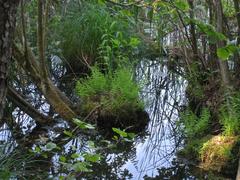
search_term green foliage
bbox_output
[180,107,210,139]
[178,136,212,159]
[73,118,95,130]
[220,93,240,136]
[217,44,239,60]
[60,1,139,71]
[112,127,136,142]
[76,67,109,98]
[199,135,238,171]
[192,19,227,43]
[174,0,189,11]
[76,67,143,115]
[0,145,41,179]
[61,3,113,60]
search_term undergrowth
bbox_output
[180,107,210,139]
[76,67,143,116]
[220,93,240,136]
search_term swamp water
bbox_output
[0,59,232,179]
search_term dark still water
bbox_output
[0,59,230,179]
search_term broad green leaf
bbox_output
[112,128,128,137]
[88,141,95,148]
[127,132,136,139]
[71,153,80,159]
[84,153,101,162]
[217,44,238,60]
[217,47,230,60]
[63,130,73,137]
[45,142,57,151]
[174,0,189,11]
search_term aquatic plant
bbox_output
[0,145,46,179]
[76,67,143,116]
[60,2,138,73]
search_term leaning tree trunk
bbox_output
[0,0,19,122]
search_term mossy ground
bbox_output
[199,135,239,172]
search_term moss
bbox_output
[199,135,239,172]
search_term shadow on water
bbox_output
[0,58,229,179]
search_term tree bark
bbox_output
[0,0,20,122]
[214,0,231,89]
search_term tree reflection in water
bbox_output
[0,58,191,179]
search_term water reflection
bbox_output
[1,58,189,179]
[124,59,187,179]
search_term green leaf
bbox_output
[217,47,230,60]
[88,141,95,148]
[84,153,101,162]
[112,128,128,137]
[72,162,92,172]
[59,156,67,162]
[35,146,41,153]
[63,130,73,137]
[45,142,57,151]
[71,153,80,159]
[174,0,189,11]
[73,118,95,130]
[129,37,140,48]
[127,132,136,139]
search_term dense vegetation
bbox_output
[0,0,240,179]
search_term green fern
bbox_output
[220,93,240,136]
[181,107,210,139]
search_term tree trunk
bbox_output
[233,0,240,82]
[0,0,19,122]
[214,0,231,89]
[13,44,77,121]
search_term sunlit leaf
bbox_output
[84,153,101,162]
[59,156,67,162]
[73,118,95,130]
[71,153,80,159]
[112,128,128,137]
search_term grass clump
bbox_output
[199,135,239,171]
[76,67,143,117]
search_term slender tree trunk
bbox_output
[206,0,219,70]
[214,0,231,89]
[233,0,240,82]
[0,0,19,122]
[187,0,198,59]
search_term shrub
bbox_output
[180,107,210,139]
[76,67,143,116]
